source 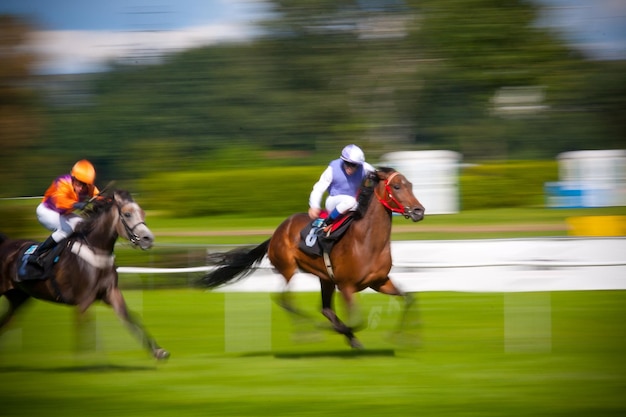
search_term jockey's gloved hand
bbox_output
[73,201,88,211]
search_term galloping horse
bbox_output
[199,168,425,348]
[0,190,169,360]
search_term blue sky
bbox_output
[1,0,624,74]
[1,0,263,31]
[1,0,268,74]
[536,0,626,60]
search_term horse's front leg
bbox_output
[103,287,169,360]
[320,280,362,349]
[372,279,421,346]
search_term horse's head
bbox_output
[112,190,155,250]
[373,168,425,222]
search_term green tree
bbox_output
[578,60,626,150]
[43,44,296,181]
[31,0,623,192]
[404,0,602,160]
[0,15,44,196]
[257,0,423,154]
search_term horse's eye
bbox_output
[124,212,132,218]
[393,184,401,190]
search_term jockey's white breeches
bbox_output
[36,203,84,242]
[325,194,358,215]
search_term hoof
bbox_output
[154,348,170,360]
[349,338,364,349]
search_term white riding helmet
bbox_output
[340,144,365,165]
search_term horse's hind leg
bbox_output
[0,290,30,334]
[271,267,323,344]
[104,287,169,360]
[320,280,363,349]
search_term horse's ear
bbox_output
[376,167,396,180]
[97,189,114,200]
[113,190,133,204]
[364,171,379,188]
[91,192,112,210]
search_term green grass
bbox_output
[1,289,625,416]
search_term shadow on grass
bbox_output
[0,363,157,373]
[240,349,396,359]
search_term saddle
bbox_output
[16,240,66,282]
[298,212,355,258]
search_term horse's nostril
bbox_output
[140,236,154,250]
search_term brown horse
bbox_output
[0,190,169,360]
[199,168,425,348]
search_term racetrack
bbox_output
[155,222,567,236]
[1,289,624,416]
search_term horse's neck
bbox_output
[352,188,392,246]
[83,210,119,252]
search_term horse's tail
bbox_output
[197,239,271,289]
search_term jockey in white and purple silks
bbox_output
[308,144,376,228]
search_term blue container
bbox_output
[545,182,584,208]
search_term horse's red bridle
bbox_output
[374,172,407,215]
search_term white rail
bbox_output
[117,237,626,292]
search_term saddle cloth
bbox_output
[16,241,65,282]
[298,213,354,257]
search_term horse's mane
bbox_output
[354,167,396,219]
[74,190,133,235]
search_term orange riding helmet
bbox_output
[71,159,96,185]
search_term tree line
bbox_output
[1,0,624,197]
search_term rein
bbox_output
[118,205,147,246]
[374,172,409,216]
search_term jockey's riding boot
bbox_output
[326,208,341,224]
[27,236,57,268]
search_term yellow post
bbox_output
[567,216,626,236]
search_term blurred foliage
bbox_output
[138,165,322,217]
[0,1,625,200]
[459,160,558,210]
[405,0,624,159]
[0,199,39,238]
[0,15,46,194]
[135,161,559,218]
